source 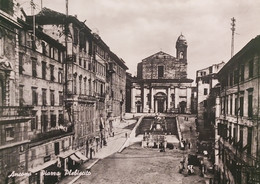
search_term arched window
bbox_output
[88,79,91,95]
[180,51,184,59]
[73,73,77,94]
[79,75,82,95]
[84,77,87,95]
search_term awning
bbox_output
[75,151,89,162]
[70,154,81,163]
[58,150,76,159]
[28,160,57,173]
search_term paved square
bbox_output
[74,143,207,184]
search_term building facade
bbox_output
[125,72,133,113]
[3,5,76,184]
[1,2,128,184]
[196,62,225,139]
[215,35,260,184]
[31,7,127,162]
[0,2,34,183]
[130,34,193,114]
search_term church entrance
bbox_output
[136,101,142,113]
[179,101,186,114]
[154,92,167,113]
[157,98,164,113]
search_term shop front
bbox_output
[58,149,76,177]
[29,160,58,184]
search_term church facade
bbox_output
[130,34,194,114]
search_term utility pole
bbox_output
[231,17,236,58]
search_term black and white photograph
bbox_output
[0,0,260,183]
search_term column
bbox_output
[186,87,191,114]
[167,87,171,112]
[215,96,220,118]
[164,99,166,112]
[151,88,154,113]
[175,87,179,109]
[131,87,136,113]
[143,87,148,113]
[227,95,230,115]
[155,99,157,113]
[4,74,10,106]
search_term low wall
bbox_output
[176,116,184,149]
[118,115,145,153]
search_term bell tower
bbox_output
[176,34,188,62]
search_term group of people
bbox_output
[181,138,191,150]
[178,156,194,175]
[142,132,167,151]
[178,154,207,177]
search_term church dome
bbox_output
[176,34,187,45]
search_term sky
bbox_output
[18,0,260,80]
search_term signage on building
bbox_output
[44,155,51,163]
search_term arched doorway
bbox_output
[179,101,186,114]
[136,101,142,113]
[154,92,167,113]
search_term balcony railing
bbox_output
[0,106,33,118]
[30,125,74,143]
[219,140,259,167]
[78,95,96,102]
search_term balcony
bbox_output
[30,124,74,143]
[95,93,105,102]
[78,95,96,102]
[0,106,33,120]
[107,62,116,74]
[219,140,259,167]
[67,54,76,63]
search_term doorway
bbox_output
[157,99,164,113]
[179,101,186,114]
[54,142,60,155]
[154,92,167,113]
[86,141,89,158]
[136,101,142,113]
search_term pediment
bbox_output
[142,51,175,61]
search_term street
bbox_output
[58,115,211,184]
[74,143,208,184]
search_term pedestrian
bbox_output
[90,147,93,159]
[125,132,127,138]
[199,159,204,176]
[179,161,184,173]
[183,140,186,149]
[188,141,191,149]
[182,155,186,163]
[99,114,104,130]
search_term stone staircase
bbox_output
[137,117,154,134]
